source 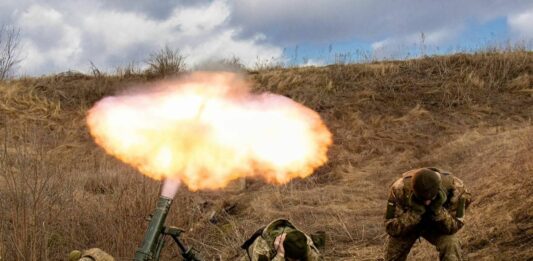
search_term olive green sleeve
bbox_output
[248,237,274,261]
[431,177,471,234]
[307,246,324,261]
[384,189,423,237]
[432,208,464,234]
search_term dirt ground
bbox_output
[0,51,532,260]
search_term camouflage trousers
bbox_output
[384,232,463,261]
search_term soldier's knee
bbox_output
[437,236,460,251]
[384,236,415,261]
[436,236,463,261]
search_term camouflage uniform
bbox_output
[384,168,471,261]
[69,248,115,261]
[242,219,322,261]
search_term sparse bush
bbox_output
[0,126,73,260]
[253,56,284,71]
[89,61,104,78]
[334,52,354,65]
[218,56,246,71]
[0,25,21,80]
[145,45,186,77]
[115,60,142,79]
[196,56,246,72]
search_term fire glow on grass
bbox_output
[87,72,332,192]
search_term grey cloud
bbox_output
[0,0,31,23]
[21,24,64,52]
[227,0,533,45]
[0,0,205,23]
[99,0,212,21]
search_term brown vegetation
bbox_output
[0,51,532,260]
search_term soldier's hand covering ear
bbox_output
[428,189,447,213]
[409,194,426,215]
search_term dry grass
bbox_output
[0,51,532,260]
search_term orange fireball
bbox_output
[86,72,332,191]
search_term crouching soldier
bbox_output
[69,248,114,261]
[241,219,324,261]
[384,168,471,261]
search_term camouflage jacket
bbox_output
[243,219,322,261]
[384,168,471,237]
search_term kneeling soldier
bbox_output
[384,168,471,261]
[241,219,323,261]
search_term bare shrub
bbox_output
[115,60,142,79]
[195,56,246,72]
[0,25,21,80]
[252,56,284,71]
[220,56,246,71]
[334,52,354,65]
[145,46,186,77]
[89,61,104,78]
[0,125,75,260]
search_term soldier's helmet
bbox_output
[412,168,441,200]
[283,230,308,260]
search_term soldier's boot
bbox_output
[423,233,463,261]
[384,233,419,261]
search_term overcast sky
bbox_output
[1,0,532,75]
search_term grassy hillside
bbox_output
[0,51,532,260]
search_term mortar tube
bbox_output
[134,196,173,261]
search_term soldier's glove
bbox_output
[428,189,447,214]
[69,250,82,261]
[409,194,426,216]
